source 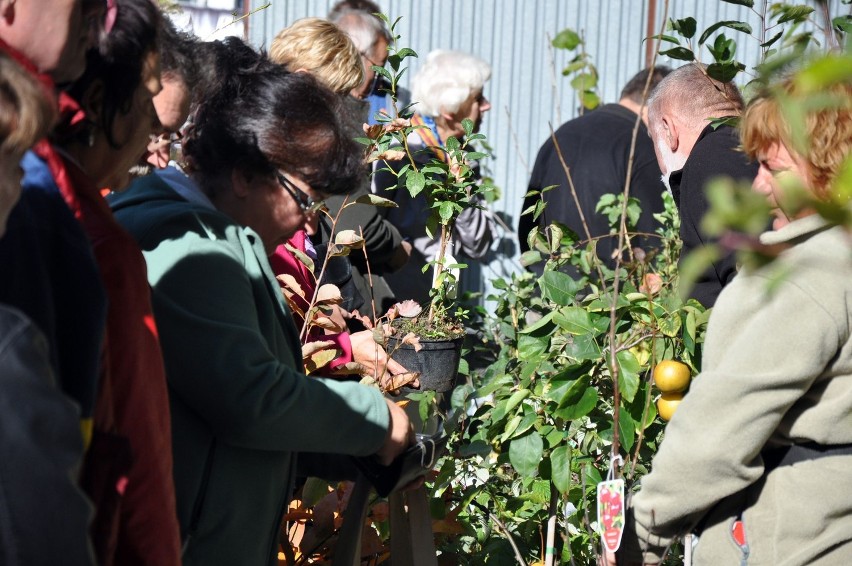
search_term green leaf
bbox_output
[353,193,399,207]
[720,0,753,6]
[538,271,580,304]
[520,250,543,267]
[405,169,425,198]
[547,372,588,407]
[672,17,697,39]
[658,312,683,338]
[659,46,695,61]
[646,33,682,45]
[509,431,543,477]
[520,311,555,334]
[581,90,600,110]
[615,350,641,403]
[518,333,549,361]
[618,406,636,451]
[301,477,333,507]
[553,306,595,335]
[761,30,783,48]
[438,201,455,224]
[699,20,752,46]
[551,445,572,495]
[706,62,742,83]
[570,72,597,91]
[475,373,514,398]
[395,47,417,60]
[553,386,597,420]
[564,333,601,361]
[775,4,815,25]
[552,28,582,50]
[503,389,531,416]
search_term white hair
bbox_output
[647,63,745,131]
[329,8,389,54]
[411,49,492,118]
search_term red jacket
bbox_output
[269,230,352,369]
[62,158,182,566]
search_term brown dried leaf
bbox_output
[312,316,344,332]
[284,243,315,274]
[348,309,374,329]
[400,332,422,352]
[372,327,388,345]
[304,347,340,374]
[315,283,343,305]
[384,371,420,392]
[384,117,411,132]
[331,361,367,376]
[363,123,383,139]
[376,149,407,162]
[301,340,336,358]
[394,299,423,318]
[334,230,365,249]
[328,243,350,257]
[639,273,663,296]
[276,273,305,299]
[353,193,399,208]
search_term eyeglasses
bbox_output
[360,50,385,70]
[276,172,325,214]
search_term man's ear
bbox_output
[230,168,252,198]
[662,115,679,153]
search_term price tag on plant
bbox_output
[597,479,625,552]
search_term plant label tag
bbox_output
[597,479,625,552]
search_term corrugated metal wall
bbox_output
[246,0,849,307]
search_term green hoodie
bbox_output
[110,172,389,566]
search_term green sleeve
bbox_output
[144,229,389,457]
[624,278,841,561]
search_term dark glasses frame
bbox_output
[275,172,325,214]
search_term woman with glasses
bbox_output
[110,38,414,566]
[269,17,412,382]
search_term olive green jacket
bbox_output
[111,173,389,566]
[623,214,852,565]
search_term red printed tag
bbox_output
[597,479,625,552]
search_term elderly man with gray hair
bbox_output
[373,49,497,305]
[648,63,757,307]
[329,5,393,121]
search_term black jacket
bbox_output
[0,305,95,566]
[520,103,666,266]
[670,123,758,307]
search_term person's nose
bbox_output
[303,210,320,236]
[752,166,773,195]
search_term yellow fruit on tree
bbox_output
[656,392,683,422]
[653,360,691,393]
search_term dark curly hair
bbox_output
[183,37,362,198]
[64,0,162,149]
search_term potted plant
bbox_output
[360,18,494,394]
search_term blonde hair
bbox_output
[269,17,364,95]
[741,79,852,198]
[0,52,55,155]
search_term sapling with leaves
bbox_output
[361,25,496,338]
[274,192,421,393]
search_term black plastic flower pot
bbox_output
[386,335,463,393]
